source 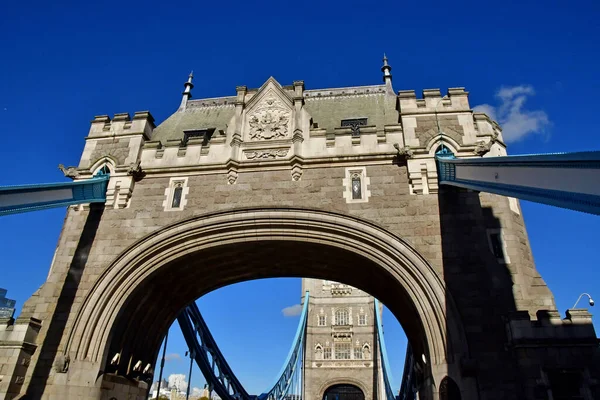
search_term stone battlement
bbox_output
[397,87,470,114]
[88,111,155,139]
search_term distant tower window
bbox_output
[171,183,183,208]
[323,346,332,360]
[335,308,349,326]
[358,313,367,326]
[341,118,368,137]
[354,346,363,359]
[351,174,362,199]
[318,315,327,326]
[335,343,351,360]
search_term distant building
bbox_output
[0,288,16,319]
[303,279,385,400]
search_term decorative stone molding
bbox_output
[162,177,189,211]
[227,169,238,185]
[342,167,371,203]
[247,96,291,140]
[291,164,303,181]
[244,148,289,160]
[407,159,438,195]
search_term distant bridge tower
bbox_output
[302,279,386,400]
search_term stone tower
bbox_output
[303,279,385,400]
[0,56,597,400]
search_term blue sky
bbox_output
[1,0,599,395]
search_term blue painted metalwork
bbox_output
[258,292,309,400]
[374,299,398,400]
[436,150,600,215]
[178,292,310,400]
[398,345,417,400]
[0,172,109,216]
[178,302,255,400]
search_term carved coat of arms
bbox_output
[247,96,291,140]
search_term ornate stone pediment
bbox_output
[244,78,293,142]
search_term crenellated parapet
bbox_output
[76,111,154,209]
[504,309,599,398]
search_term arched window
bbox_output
[335,308,349,325]
[362,343,371,359]
[98,165,111,175]
[315,344,323,360]
[439,376,461,400]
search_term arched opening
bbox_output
[323,384,365,400]
[65,208,470,399]
[439,376,461,400]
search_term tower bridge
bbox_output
[0,57,599,400]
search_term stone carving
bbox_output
[291,165,303,181]
[227,169,238,185]
[53,354,70,373]
[474,133,498,156]
[393,143,413,159]
[58,164,79,179]
[128,160,145,181]
[244,149,289,160]
[247,96,291,140]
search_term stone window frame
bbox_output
[354,345,363,359]
[334,342,352,360]
[317,314,327,327]
[163,177,190,212]
[486,228,511,264]
[342,166,371,204]
[334,308,350,326]
[323,345,332,360]
[358,313,367,326]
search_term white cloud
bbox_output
[281,304,302,317]
[164,353,181,362]
[192,387,203,396]
[473,85,549,142]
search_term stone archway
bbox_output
[64,207,469,399]
[323,384,365,400]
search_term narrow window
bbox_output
[351,174,362,200]
[490,233,504,259]
[172,183,183,208]
[354,346,363,359]
[335,309,349,325]
[318,315,326,326]
[335,343,351,360]
[359,314,367,325]
[323,347,332,360]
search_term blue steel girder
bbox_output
[177,292,309,400]
[436,151,600,215]
[177,303,255,400]
[374,299,398,400]
[257,291,309,400]
[0,174,109,216]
